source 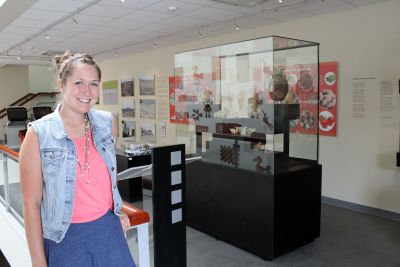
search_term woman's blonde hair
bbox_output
[53,51,101,85]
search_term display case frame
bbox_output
[174,36,322,260]
[173,35,320,175]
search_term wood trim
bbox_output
[121,201,150,226]
[0,144,19,159]
[0,145,148,228]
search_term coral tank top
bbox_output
[71,129,113,223]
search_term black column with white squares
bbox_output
[152,144,186,267]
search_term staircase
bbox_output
[0,92,59,142]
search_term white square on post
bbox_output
[171,189,182,205]
[171,208,182,224]
[171,170,182,185]
[170,151,181,165]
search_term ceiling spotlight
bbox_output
[152,42,158,48]
[17,55,21,60]
[45,33,50,39]
[278,0,284,3]
[120,0,125,3]
[18,45,22,53]
[168,6,177,12]
[234,22,239,31]
[72,15,78,24]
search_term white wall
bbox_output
[100,0,400,213]
[28,65,56,93]
[0,65,30,139]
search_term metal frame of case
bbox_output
[174,35,322,259]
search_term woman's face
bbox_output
[59,62,100,115]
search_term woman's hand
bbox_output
[118,211,130,234]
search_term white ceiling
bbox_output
[0,0,386,67]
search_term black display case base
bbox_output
[186,160,322,260]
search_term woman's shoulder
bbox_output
[29,112,55,128]
[89,108,112,121]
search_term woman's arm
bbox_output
[111,116,130,233]
[19,127,47,267]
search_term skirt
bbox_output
[44,210,136,267]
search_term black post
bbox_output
[152,144,186,267]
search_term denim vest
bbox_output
[29,103,122,243]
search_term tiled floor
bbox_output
[127,195,400,267]
[2,185,400,266]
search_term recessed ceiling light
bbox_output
[0,0,8,8]
[168,6,177,12]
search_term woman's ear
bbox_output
[58,79,64,93]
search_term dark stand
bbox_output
[152,145,187,267]
[186,160,321,260]
[116,153,151,202]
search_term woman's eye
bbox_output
[90,82,99,88]
[75,81,84,86]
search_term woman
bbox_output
[19,52,136,267]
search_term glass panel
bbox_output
[0,154,5,201]
[7,157,23,218]
[174,36,319,175]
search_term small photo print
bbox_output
[140,99,156,119]
[102,80,119,105]
[159,122,166,137]
[139,75,155,95]
[122,99,135,118]
[141,122,156,139]
[121,79,134,97]
[122,120,135,139]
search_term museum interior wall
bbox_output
[1,0,399,214]
[0,65,29,138]
[99,0,400,214]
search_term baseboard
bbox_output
[321,196,400,222]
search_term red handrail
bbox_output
[0,144,149,226]
[0,92,59,120]
[0,144,19,159]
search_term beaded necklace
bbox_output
[76,114,91,184]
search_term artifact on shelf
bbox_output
[273,68,289,101]
[247,87,263,118]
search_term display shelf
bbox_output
[174,35,321,260]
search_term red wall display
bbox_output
[319,62,338,136]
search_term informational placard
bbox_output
[157,76,170,121]
[380,80,399,127]
[319,62,338,136]
[352,77,376,118]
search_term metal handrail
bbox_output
[0,144,24,225]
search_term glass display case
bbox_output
[173,36,322,260]
[174,35,319,175]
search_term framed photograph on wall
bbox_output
[102,80,119,105]
[141,122,156,141]
[140,99,156,119]
[121,98,135,118]
[139,75,155,95]
[121,78,134,97]
[121,120,135,140]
